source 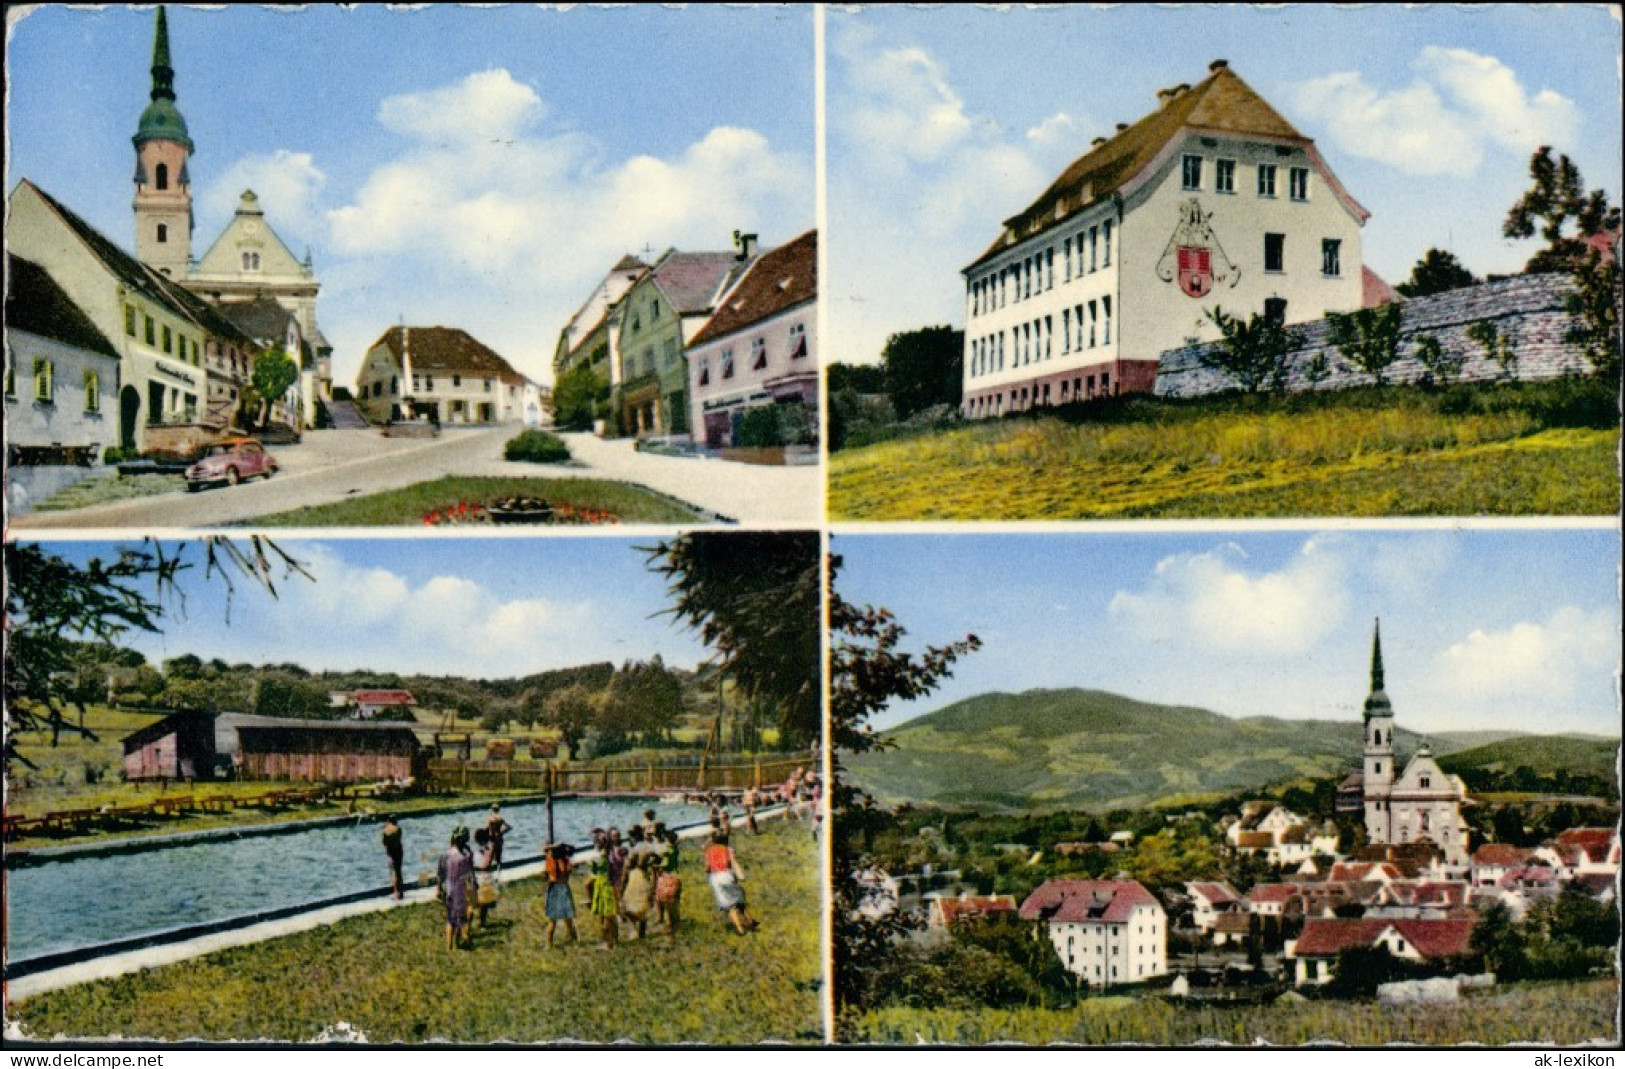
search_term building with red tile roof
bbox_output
[928,894,1018,929]
[1287,917,1475,985]
[1019,879,1166,986]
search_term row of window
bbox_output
[969,221,1115,317]
[966,369,1113,417]
[1182,155,1310,201]
[411,374,496,393]
[969,297,1114,379]
[5,358,104,412]
[124,303,203,367]
[696,323,809,388]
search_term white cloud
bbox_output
[1108,540,1349,656]
[321,71,808,383]
[377,69,545,145]
[1434,605,1617,703]
[844,45,974,165]
[263,547,598,677]
[1027,112,1081,147]
[1293,48,1578,178]
[201,150,328,248]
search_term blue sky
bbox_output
[828,4,1624,364]
[833,527,1622,739]
[5,4,814,386]
[25,536,717,680]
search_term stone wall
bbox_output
[1154,274,1593,398]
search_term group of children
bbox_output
[427,800,771,953]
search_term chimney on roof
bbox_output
[1157,87,1176,105]
[733,230,759,261]
[1115,122,1128,133]
[1210,58,1229,73]
[1091,136,1107,148]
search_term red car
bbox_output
[185,437,278,490]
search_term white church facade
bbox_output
[1354,622,1472,868]
[960,60,1368,419]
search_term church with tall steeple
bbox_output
[1353,620,1472,867]
[130,6,332,422]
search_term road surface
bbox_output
[9,427,823,530]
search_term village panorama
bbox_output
[832,533,1620,1046]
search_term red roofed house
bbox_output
[686,229,817,448]
[1471,843,1533,887]
[1185,881,1241,933]
[960,59,1368,418]
[354,326,534,427]
[1327,861,1403,886]
[1287,917,1475,986]
[1244,882,1298,917]
[1019,879,1166,986]
[344,689,417,721]
[1553,828,1621,876]
[928,893,1018,929]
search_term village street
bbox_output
[8,427,823,530]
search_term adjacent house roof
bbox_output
[933,895,1018,926]
[646,250,746,315]
[1246,883,1298,905]
[370,326,528,385]
[18,179,254,349]
[966,61,1367,272]
[216,294,299,345]
[1187,882,1239,906]
[688,229,817,348]
[6,254,119,359]
[1293,918,1475,960]
[1019,879,1160,925]
[1472,843,1532,869]
[1555,828,1618,865]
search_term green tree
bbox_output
[1326,303,1405,385]
[644,533,821,746]
[1565,247,1622,380]
[1471,900,1527,978]
[543,683,600,757]
[826,362,887,395]
[880,325,964,418]
[249,349,300,430]
[1411,334,1464,386]
[1199,307,1300,393]
[551,362,609,431]
[1396,248,1477,297]
[1504,146,1622,275]
[829,553,980,1035]
[600,656,685,748]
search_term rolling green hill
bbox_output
[1438,735,1619,782]
[844,688,1612,811]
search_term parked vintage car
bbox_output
[185,437,278,490]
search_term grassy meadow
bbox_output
[248,476,707,526]
[8,816,823,1044]
[851,978,1619,1046]
[828,381,1620,520]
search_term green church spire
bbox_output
[134,5,192,151]
[1362,617,1392,720]
[1370,618,1385,693]
[151,5,175,101]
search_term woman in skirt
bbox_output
[704,830,759,935]
[543,842,577,948]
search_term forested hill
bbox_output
[842,688,1604,811]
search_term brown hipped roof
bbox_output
[966,62,1365,271]
[372,326,527,385]
[688,229,816,347]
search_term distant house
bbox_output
[122,711,424,783]
[685,229,817,448]
[1244,883,1298,917]
[1287,917,1474,986]
[1019,878,1167,987]
[1551,828,1621,877]
[1471,843,1532,887]
[122,709,218,781]
[354,326,532,426]
[928,893,1018,929]
[341,689,417,721]
[5,254,122,509]
[1185,881,1241,933]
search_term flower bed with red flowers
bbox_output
[422,497,619,526]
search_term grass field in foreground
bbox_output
[9,817,823,1044]
[828,384,1620,520]
[247,476,707,526]
[851,978,1618,1046]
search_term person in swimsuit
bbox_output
[381,815,404,899]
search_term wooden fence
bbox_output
[423,755,804,794]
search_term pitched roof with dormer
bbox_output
[645,250,749,316]
[688,229,816,348]
[966,61,1367,272]
[369,326,528,386]
[6,255,119,360]
[1018,879,1160,925]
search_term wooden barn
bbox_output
[233,720,424,783]
[122,710,219,781]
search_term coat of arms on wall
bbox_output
[1156,199,1239,298]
